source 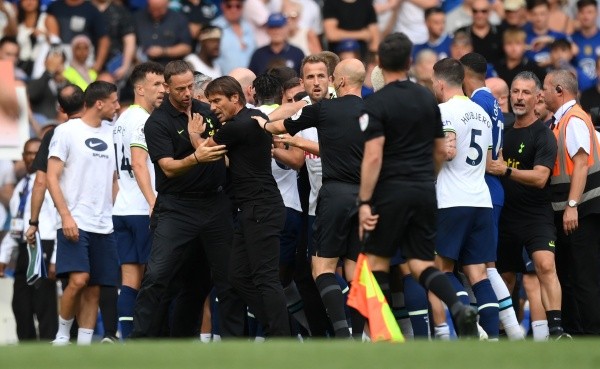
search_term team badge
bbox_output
[585,45,593,56]
[359,113,369,131]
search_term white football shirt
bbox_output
[258,104,302,212]
[112,105,156,216]
[48,119,115,234]
[298,128,321,216]
[436,95,493,209]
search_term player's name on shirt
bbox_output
[458,111,492,128]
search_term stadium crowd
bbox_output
[0,0,599,344]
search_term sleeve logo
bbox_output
[359,113,369,132]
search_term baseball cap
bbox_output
[504,0,526,11]
[335,39,360,54]
[267,13,287,28]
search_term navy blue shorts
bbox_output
[113,215,152,265]
[436,207,495,265]
[280,208,302,266]
[306,215,316,260]
[56,229,119,286]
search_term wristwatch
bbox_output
[356,197,371,207]
[568,200,578,208]
[504,167,512,177]
[29,219,39,226]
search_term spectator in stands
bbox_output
[524,0,570,67]
[335,39,361,61]
[249,13,304,76]
[180,0,219,41]
[372,0,399,38]
[92,0,136,82]
[393,0,438,46]
[572,0,600,92]
[16,0,50,78]
[284,1,322,56]
[580,56,600,112]
[547,0,575,34]
[27,48,67,123]
[457,0,504,65]
[548,39,576,73]
[243,0,270,47]
[495,27,547,89]
[213,0,256,75]
[0,0,17,38]
[192,71,212,103]
[0,36,28,80]
[134,0,192,66]
[62,35,96,90]
[445,0,501,35]
[323,0,379,60]
[499,0,528,33]
[413,7,452,60]
[287,0,323,38]
[186,26,223,80]
[45,0,110,73]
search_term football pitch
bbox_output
[1,339,599,369]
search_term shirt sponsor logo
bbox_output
[85,138,108,152]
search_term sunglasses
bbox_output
[224,2,243,9]
[472,8,489,13]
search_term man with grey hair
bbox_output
[192,71,212,103]
[542,69,600,335]
[488,71,564,340]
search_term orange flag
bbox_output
[347,253,404,343]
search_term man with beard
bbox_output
[131,60,244,339]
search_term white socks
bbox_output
[77,328,94,345]
[487,268,524,340]
[531,320,549,341]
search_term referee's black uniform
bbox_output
[212,107,290,337]
[132,97,245,338]
[284,94,365,337]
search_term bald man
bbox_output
[255,58,368,338]
[486,77,515,126]
[228,68,257,107]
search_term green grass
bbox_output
[2,340,600,369]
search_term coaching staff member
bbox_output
[488,71,566,338]
[131,61,244,338]
[190,76,289,337]
[357,33,478,337]
[254,58,368,338]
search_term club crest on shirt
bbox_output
[359,113,369,131]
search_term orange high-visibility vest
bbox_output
[550,103,600,215]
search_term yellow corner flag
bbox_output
[347,253,404,343]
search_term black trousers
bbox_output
[131,193,245,338]
[12,240,57,341]
[230,201,290,337]
[555,212,600,335]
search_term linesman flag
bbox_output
[347,253,404,343]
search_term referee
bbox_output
[255,58,368,338]
[357,33,478,337]
[131,61,245,338]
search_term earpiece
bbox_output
[556,85,562,93]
